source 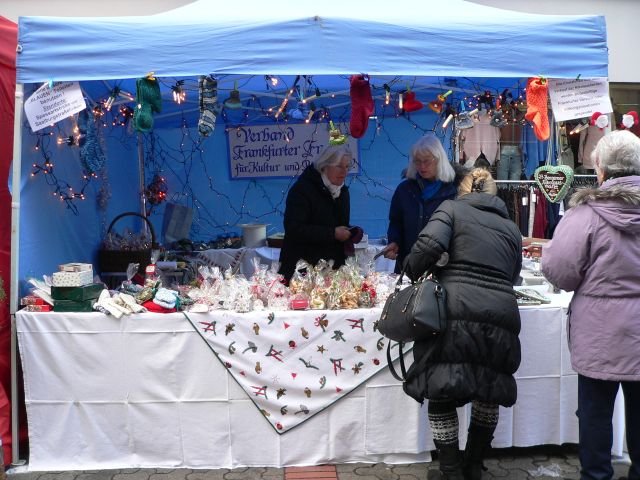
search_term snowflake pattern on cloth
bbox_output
[184,308,405,434]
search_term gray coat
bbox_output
[541,175,640,381]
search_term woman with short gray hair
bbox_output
[278,144,357,282]
[542,129,640,480]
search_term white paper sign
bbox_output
[227,123,360,179]
[548,78,612,122]
[24,81,87,132]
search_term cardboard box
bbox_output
[53,299,95,313]
[51,283,105,302]
[21,295,46,306]
[52,270,93,287]
[58,263,93,272]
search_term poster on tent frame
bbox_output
[227,122,359,179]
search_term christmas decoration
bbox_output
[590,111,609,130]
[427,90,452,114]
[328,121,347,145]
[145,174,168,206]
[621,111,638,129]
[402,91,423,113]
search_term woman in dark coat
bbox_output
[278,144,354,282]
[384,133,458,273]
[403,168,522,480]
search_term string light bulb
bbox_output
[265,75,279,88]
[274,76,301,119]
[384,84,391,105]
[171,80,186,104]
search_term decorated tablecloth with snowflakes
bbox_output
[184,308,404,434]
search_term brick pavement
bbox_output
[5,445,632,480]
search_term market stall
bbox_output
[15,295,627,471]
[10,0,610,470]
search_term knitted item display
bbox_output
[349,74,374,138]
[133,77,162,133]
[198,75,219,137]
[524,78,550,141]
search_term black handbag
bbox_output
[378,270,447,343]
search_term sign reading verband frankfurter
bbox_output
[227,122,359,179]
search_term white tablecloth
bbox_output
[16,298,626,471]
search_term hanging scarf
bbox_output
[421,178,442,200]
[321,172,344,199]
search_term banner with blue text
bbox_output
[227,123,359,179]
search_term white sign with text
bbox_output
[24,81,87,132]
[227,123,359,179]
[548,78,612,122]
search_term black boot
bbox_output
[463,425,494,480]
[428,443,465,480]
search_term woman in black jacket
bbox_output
[278,144,354,282]
[403,168,522,480]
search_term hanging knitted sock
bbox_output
[349,74,374,138]
[525,77,550,141]
[133,77,162,133]
[198,75,218,137]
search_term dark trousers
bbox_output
[577,374,640,480]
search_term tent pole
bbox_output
[10,83,26,466]
[137,133,149,233]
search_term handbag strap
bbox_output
[386,341,408,382]
[394,267,434,292]
[386,338,440,383]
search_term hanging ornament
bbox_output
[328,120,347,145]
[145,174,168,206]
[590,111,609,130]
[428,90,452,114]
[621,111,639,129]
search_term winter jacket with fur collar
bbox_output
[541,175,640,381]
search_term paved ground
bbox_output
[5,445,632,480]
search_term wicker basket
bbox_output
[98,212,157,274]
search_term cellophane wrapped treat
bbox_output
[308,259,332,310]
[359,272,378,308]
[266,265,289,311]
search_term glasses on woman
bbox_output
[414,155,437,166]
[329,161,354,171]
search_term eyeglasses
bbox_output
[413,156,437,166]
[329,162,353,171]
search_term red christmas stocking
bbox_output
[349,75,374,138]
[525,77,550,141]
